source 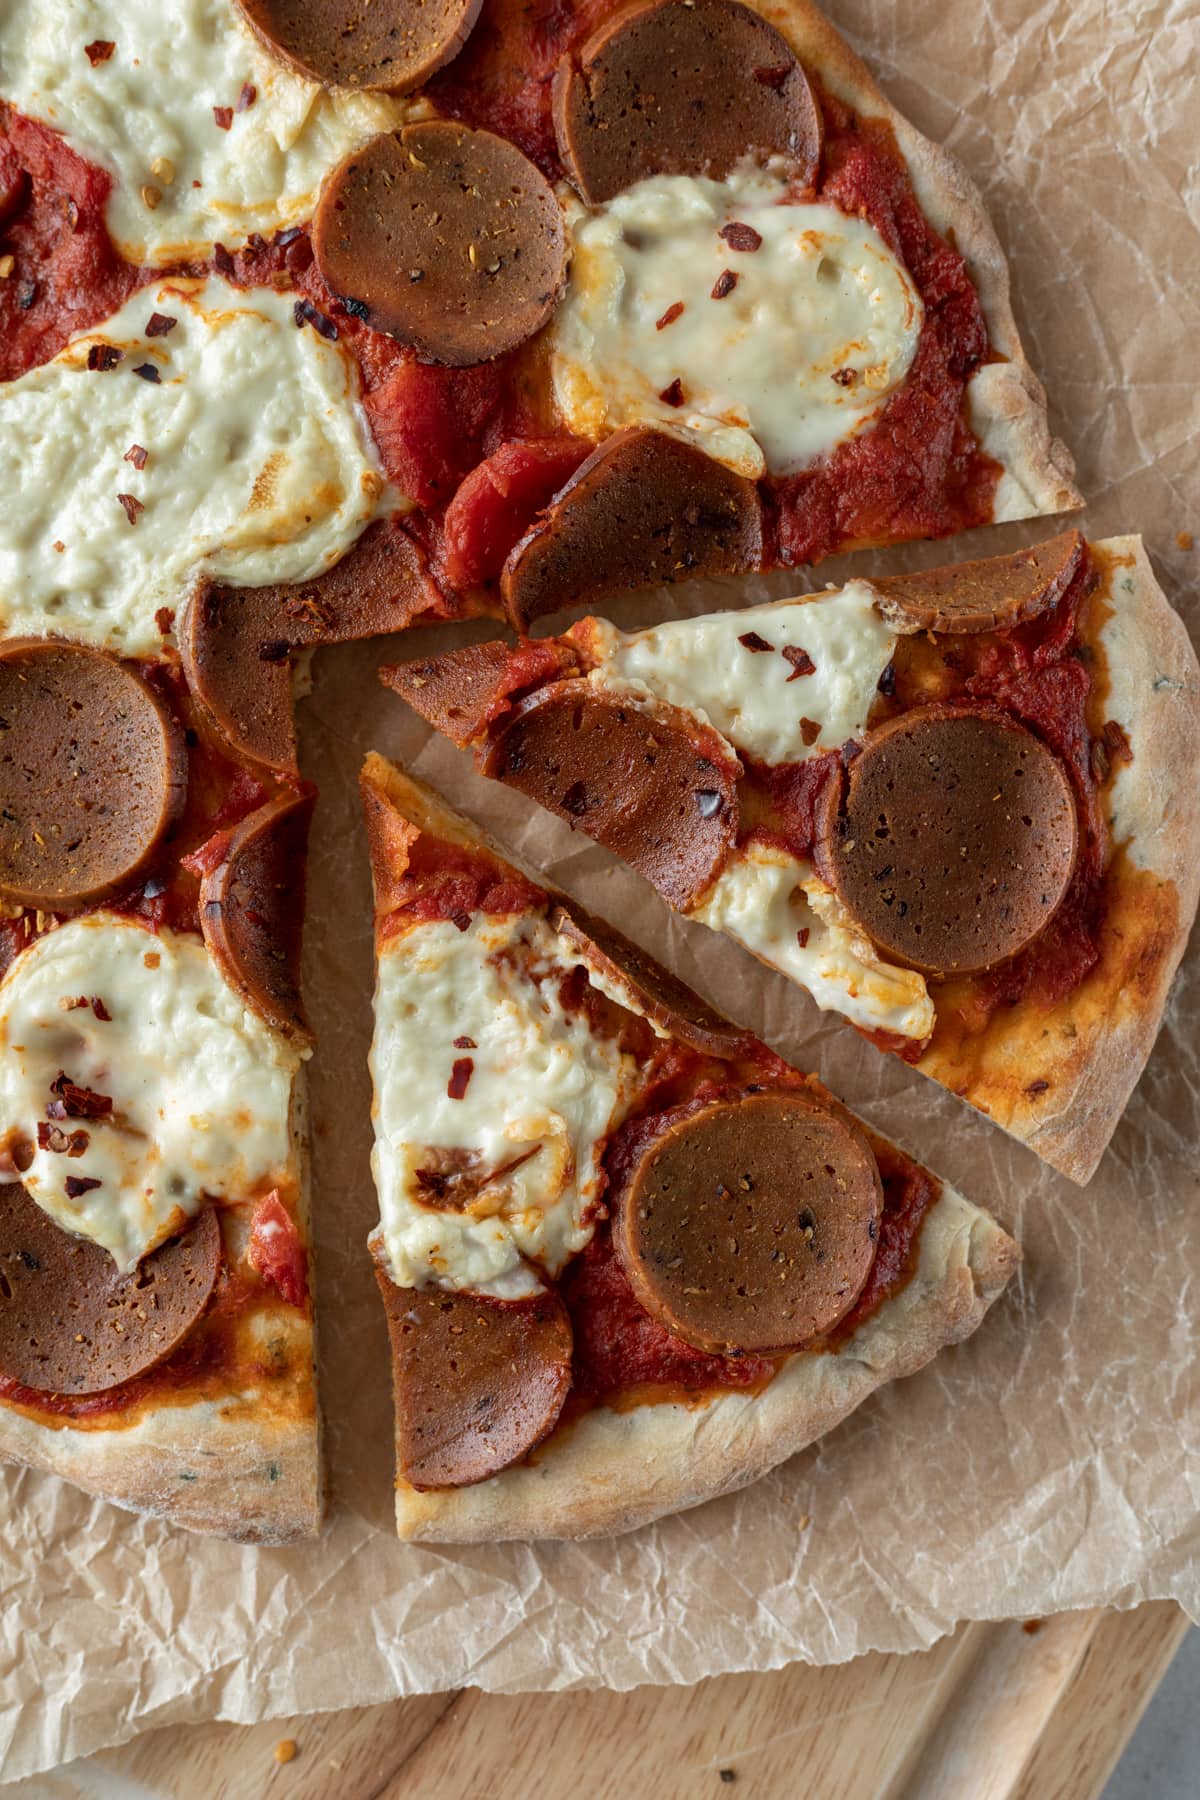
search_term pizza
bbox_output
[359,753,1018,1540]
[384,532,1200,1184]
[0,0,1081,667]
[0,643,318,1542]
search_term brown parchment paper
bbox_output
[2,0,1198,1780]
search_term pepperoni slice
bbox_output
[822,706,1079,977]
[199,793,314,1044]
[181,517,438,773]
[0,640,186,911]
[0,1186,221,1395]
[616,1092,882,1355]
[237,0,483,94]
[501,427,763,632]
[553,0,822,205]
[382,640,521,748]
[313,123,567,366]
[551,901,754,1057]
[374,1265,572,1488]
[483,678,738,911]
[868,530,1086,636]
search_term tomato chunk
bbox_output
[440,437,591,588]
[247,1191,309,1309]
[361,355,514,508]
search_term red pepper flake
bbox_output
[293,297,338,341]
[1025,1078,1050,1097]
[87,344,123,372]
[59,997,88,1011]
[719,221,762,253]
[237,82,258,112]
[453,1035,477,1049]
[124,443,148,469]
[84,40,116,65]
[450,909,472,932]
[213,105,234,131]
[116,493,144,526]
[48,1072,113,1121]
[131,363,161,383]
[212,242,235,276]
[145,311,177,337]
[658,377,685,408]
[711,269,738,300]
[447,1057,474,1100]
[831,367,857,387]
[154,606,175,635]
[90,997,112,1022]
[799,717,821,747]
[65,1175,103,1198]
[738,630,773,653]
[655,301,685,330]
[37,1123,90,1157]
[796,927,810,949]
[783,645,815,680]
[753,63,791,89]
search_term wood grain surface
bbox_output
[19,1602,1188,1800]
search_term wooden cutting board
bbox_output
[21,1601,1187,1799]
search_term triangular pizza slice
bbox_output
[385,532,1200,1184]
[360,752,1017,1541]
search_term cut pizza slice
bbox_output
[0,639,319,1542]
[384,532,1200,1185]
[360,752,1018,1542]
[3,0,1078,640]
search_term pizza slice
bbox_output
[360,752,1018,1541]
[384,533,1200,1185]
[0,639,319,1541]
[2,0,1078,647]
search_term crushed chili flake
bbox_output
[783,645,816,679]
[877,660,896,696]
[655,301,685,330]
[212,242,235,276]
[84,40,116,65]
[123,443,148,469]
[37,1122,90,1157]
[145,312,176,337]
[48,1072,113,1120]
[340,295,370,320]
[450,909,472,932]
[799,717,821,746]
[453,1035,477,1049]
[87,344,122,372]
[711,269,738,300]
[154,606,175,635]
[831,367,856,386]
[59,996,88,1012]
[658,377,685,407]
[213,105,234,131]
[237,82,258,111]
[90,997,112,1022]
[797,927,810,948]
[447,1057,474,1099]
[1025,1078,1050,1096]
[258,639,290,663]
[753,63,791,88]
[293,297,338,340]
[718,221,762,252]
[64,1175,102,1198]
[131,363,161,383]
[116,492,144,525]
[738,630,773,653]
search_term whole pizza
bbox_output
[0,0,1192,1543]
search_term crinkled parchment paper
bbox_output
[2,0,1198,1780]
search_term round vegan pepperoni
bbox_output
[313,123,567,366]
[199,793,314,1044]
[553,0,822,205]
[237,0,483,94]
[0,640,186,911]
[180,579,298,775]
[374,1265,572,1488]
[822,706,1078,976]
[617,1092,882,1355]
[869,529,1085,636]
[483,678,738,911]
[0,1185,221,1395]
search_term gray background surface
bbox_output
[1104,1626,1199,1800]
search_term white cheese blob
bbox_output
[552,171,923,479]
[586,582,896,765]
[371,914,637,1297]
[692,844,934,1043]
[0,275,385,656]
[0,0,407,264]
[0,914,301,1272]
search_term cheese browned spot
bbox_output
[200,793,314,1045]
[238,0,482,94]
[483,678,739,911]
[501,426,762,631]
[0,640,186,910]
[552,0,821,205]
[868,529,1085,635]
[0,1186,221,1395]
[616,1091,882,1354]
[822,706,1079,976]
[374,1260,572,1488]
[314,123,566,365]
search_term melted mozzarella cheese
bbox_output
[0,914,301,1271]
[0,0,407,264]
[692,845,934,1043]
[552,170,923,479]
[0,276,385,656]
[371,914,636,1297]
[586,583,896,765]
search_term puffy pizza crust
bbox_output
[753,0,1081,522]
[0,1072,322,1543]
[918,537,1200,1184]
